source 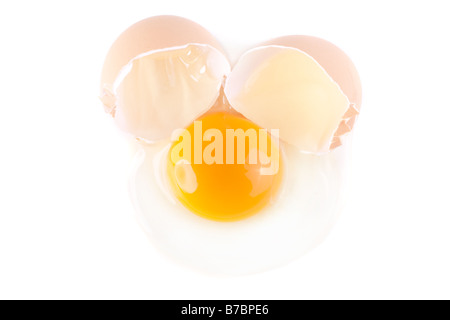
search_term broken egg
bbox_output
[100,16,362,275]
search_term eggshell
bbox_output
[100,16,230,141]
[100,15,226,93]
[263,36,362,111]
[224,36,362,154]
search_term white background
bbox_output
[0,0,449,300]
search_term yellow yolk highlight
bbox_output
[167,112,284,222]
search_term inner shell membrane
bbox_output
[114,44,230,142]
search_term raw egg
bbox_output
[167,109,283,222]
[100,16,362,275]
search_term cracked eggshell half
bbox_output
[224,35,361,154]
[100,15,231,141]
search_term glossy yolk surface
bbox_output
[167,112,283,222]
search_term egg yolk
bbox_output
[167,112,283,222]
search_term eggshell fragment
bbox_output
[224,36,361,154]
[100,16,230,141]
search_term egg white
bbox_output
[129,133,352,275]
